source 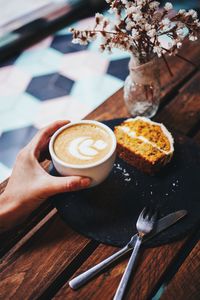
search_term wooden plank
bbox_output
[161,241,200,300]
[53,240,187,300]
[156,72,200,135]
[0,214,92,300]
[53,244,117,300]
[157,41,199,99]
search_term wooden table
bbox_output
[0,41,200,300]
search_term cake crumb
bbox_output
[125,178,131,182]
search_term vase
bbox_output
[124,56,161,118]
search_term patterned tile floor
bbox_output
[0,16,129,182]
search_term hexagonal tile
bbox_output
[50,34,88,54]
[0,93,40,132]
[71,74,123,110]
[0,66,31,96]
[107,58,130,81]
[33,96,92,129]
[0,125,37,168]
[60,51,109,81]
[26,73,74,101]
[0,93,17,113]
[15,48,62,77]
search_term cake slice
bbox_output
[114,117,174,174]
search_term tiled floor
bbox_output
[0,16,129,182]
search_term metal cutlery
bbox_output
[113,207,157,300]
[69,209,187,290]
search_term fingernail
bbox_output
[80,178,91,187]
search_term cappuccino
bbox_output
[54,123,113,166]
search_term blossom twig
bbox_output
[70,1,200,64]
[162,53,173,76]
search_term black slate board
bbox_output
[53,118,200,248]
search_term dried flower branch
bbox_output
[70,0,200,64]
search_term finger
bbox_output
[27,120,70,158]
[44,176,91,196]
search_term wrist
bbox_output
[0,191,23,232]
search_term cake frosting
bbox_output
[121,117,174,155]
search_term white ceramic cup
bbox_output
[49,120,117,187]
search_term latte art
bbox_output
[68,137,107,161]
[54,123,113,166]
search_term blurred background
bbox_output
[0,0,199,182]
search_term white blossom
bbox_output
[164,2,173,11]
[177,42,182,48]
[144,23,152,31]
[147,29,156,38]
[150,37,156,44]
[95,13,104,21]
[162,18,170,26]
[189,35,198,41]
[132,13,143,22]
[153,45,162,57]
[70,0,200,61]
[194,19,200,27]
[127,6,137,14]
[126,21,135,31]
[135,0,145,6]
[126,23,132,31]
[188,9,198,19]
[121,0,128,5]
[131,28,139,39]
[149,1,160,9]
[178,9,186,15]
[176,28,185,39]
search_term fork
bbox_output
[113,207,157,300]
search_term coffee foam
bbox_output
[53,123,112,166]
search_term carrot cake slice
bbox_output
[114,117,174,174]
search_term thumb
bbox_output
[46,175,91,196]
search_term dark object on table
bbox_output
[53,118,200,248]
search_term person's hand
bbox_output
[0,120,91,232]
